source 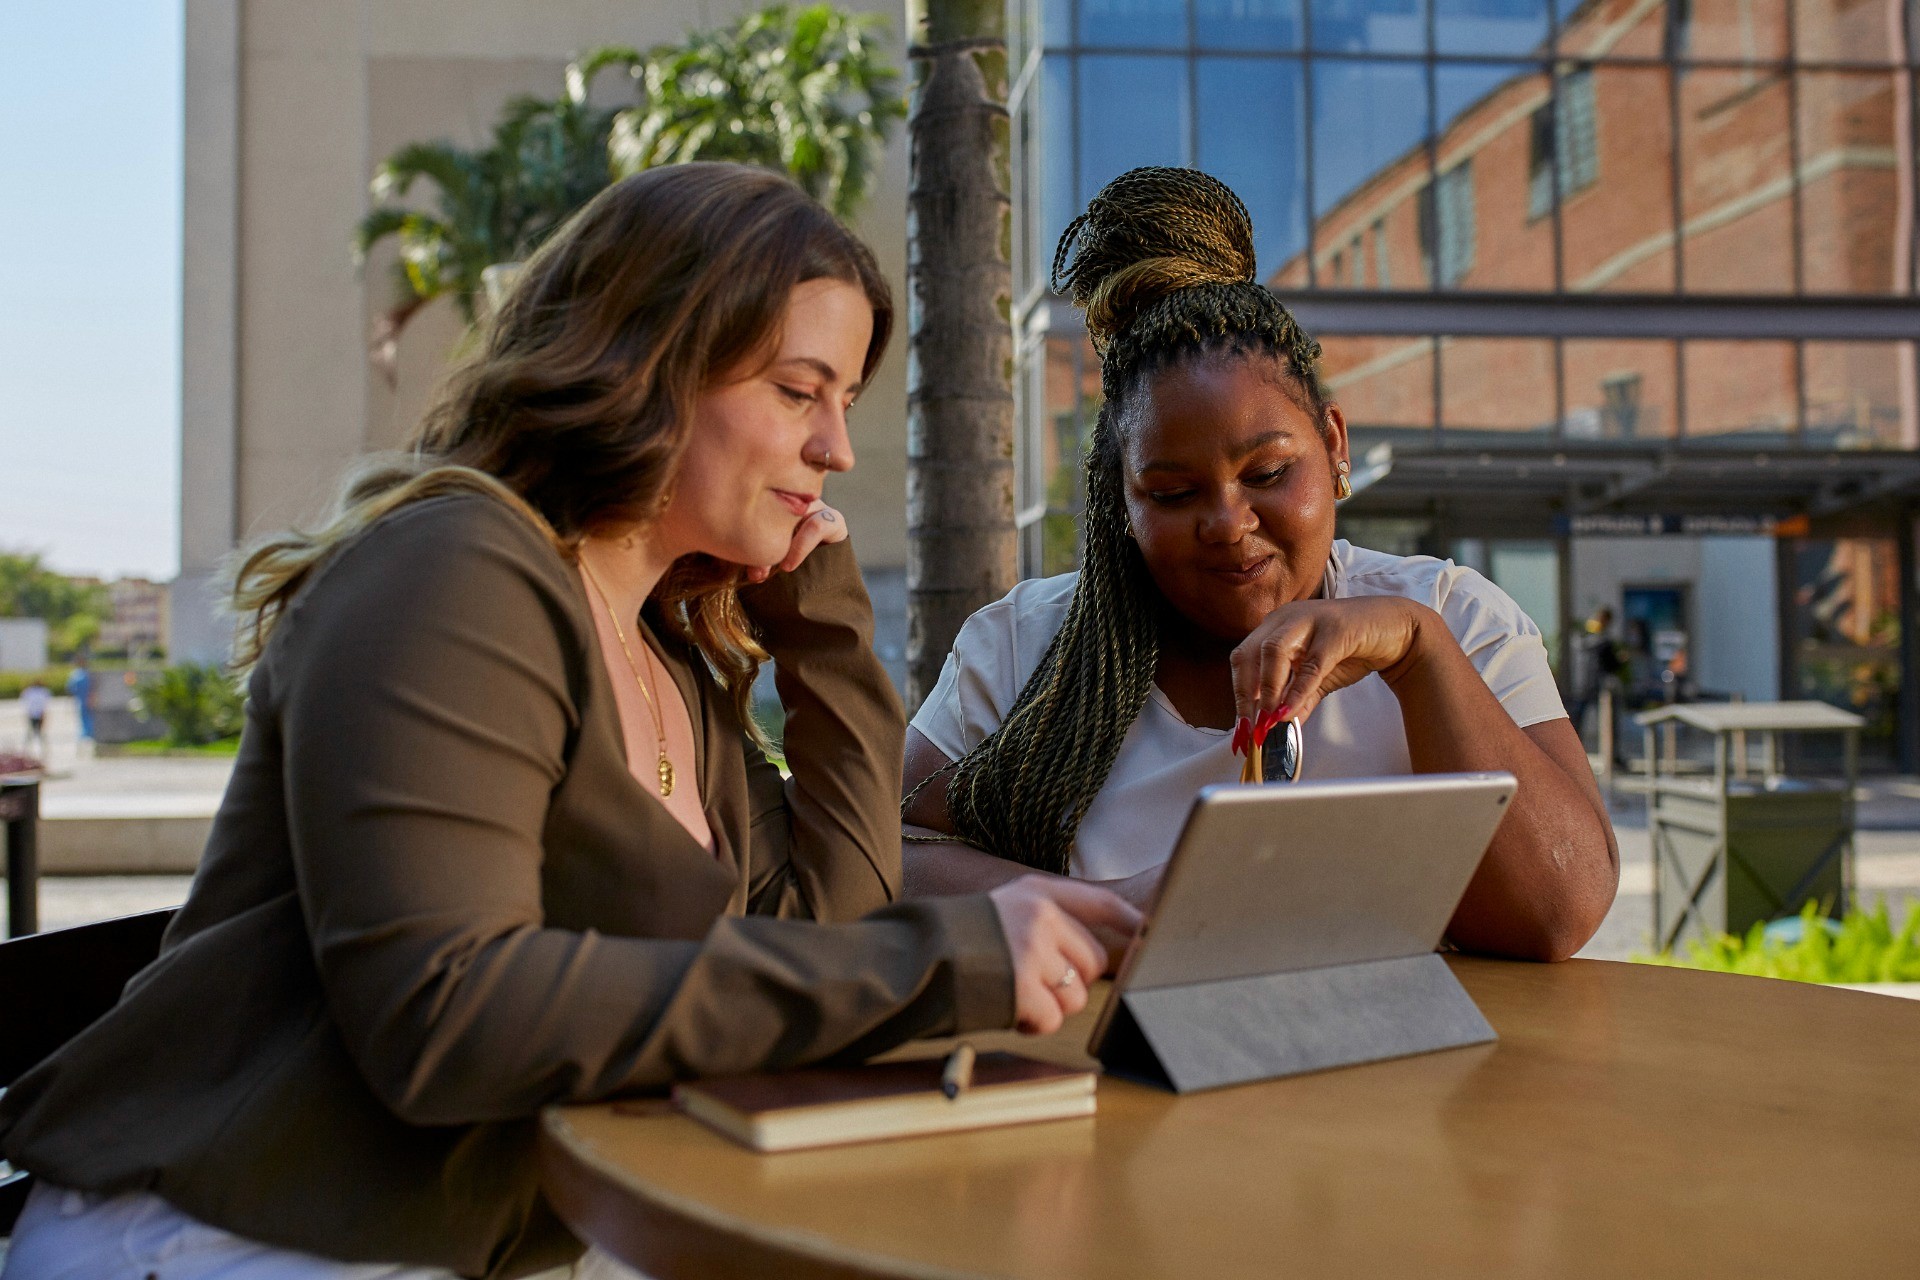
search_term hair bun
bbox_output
[1050,167,1257,350]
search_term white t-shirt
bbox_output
[21,684,52,718]
[911,540,1567,881]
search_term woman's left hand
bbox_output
[745,502,848,584]
[1230,596,1433,731]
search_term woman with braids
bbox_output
[902,167,1616,963]
[0,164,1137,1280]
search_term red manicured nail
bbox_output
[1232,717,1250,756]
[1276,704,1291,722]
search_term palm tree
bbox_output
[351,48,631,376]
[903,0,1016,707]
[607,5,905,218]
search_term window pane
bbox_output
[1786,537,1901,768]
[1679,68,1794,294]
[1794,0,1905,63]
[1803,341,1919,449]
[1196,58,1309,275]
[1040,333,1099,576]
[1435,0,1550,55]
[1674,0,1788,61]
[1563,66,1675,293]
[1556,0,1669,58]
[1434,63,1555,288]
[1320,334,1437,442]
[1311,60,1432,287]
[1310,0,1429,53]
[1042,0,1073,46]
[1078,56,1190,206]
[1042,58,1076,267]
[1797,72,1910,296]
[1440,337,1557,439]
[1562,339,1678,441]
[1196,0,1305,48]
[1682,340,1797,443]
[1081,0,1188,46]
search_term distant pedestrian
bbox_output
[20,677,51,757]
[1567,607,1625,759]
[66,657,95,743]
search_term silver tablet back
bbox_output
[1124,772,1518,992]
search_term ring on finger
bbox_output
[1052,965,1078,991]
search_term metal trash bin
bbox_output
[1637,701,1862,953]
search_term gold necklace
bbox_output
[579,556,676,798]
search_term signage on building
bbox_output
[1555,514,1810,538]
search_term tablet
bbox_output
[1088,772,1517,1087]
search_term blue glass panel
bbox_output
[1042,0,1073,47]
[1309,0,1428,54]
[1311,59,1429,218]
[1078,56,1191,206]
[1434,61,1534,132]
[1196,0,1306,49]
[1080,0,1188,47]
[1042,57,1077,268]
[1434,0,1549,55]
[1196,58,1308,275]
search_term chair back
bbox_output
[0,908,175,1233]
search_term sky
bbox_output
[0,1,184,581]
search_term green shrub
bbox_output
[135,663,245,747]
[0,666,70,700]
[1639,899,1920,984]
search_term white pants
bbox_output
[1,1183,648,1280]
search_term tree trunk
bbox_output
[904,0,1017,711]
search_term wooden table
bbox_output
[541,957,1920,1279]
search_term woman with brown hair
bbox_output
[0,163,1137,1280]
[903,167,1616,962]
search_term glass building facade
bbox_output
[1008,0,1920,763]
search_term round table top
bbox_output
[540,957,1920,1280]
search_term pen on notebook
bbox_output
[940,1042,977,1100]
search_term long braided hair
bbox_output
[913,167,1329,875]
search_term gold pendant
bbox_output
[658,753,676,797]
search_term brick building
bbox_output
[1011,0,1920,766]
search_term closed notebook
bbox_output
[673,1052,1097,1152]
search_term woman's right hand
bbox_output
[988,876,1143,1035]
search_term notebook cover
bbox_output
[675,1051,1088,1118]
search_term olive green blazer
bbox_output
[0,495,1014,1278]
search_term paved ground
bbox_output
[6,695,1920,953]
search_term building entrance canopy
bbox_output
[1345,442,1920,526]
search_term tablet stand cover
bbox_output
[1096,952,1494,1093]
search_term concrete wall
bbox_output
[175,0,915,660]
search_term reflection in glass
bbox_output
[1042,0,1073,47]
[1079,0,1188,47]
[1310,0,1429,53]
[1040,334,1099,575]
[1440,338,1557,438]
[1197,60,1308,275]
[1680,67,1793,294]
[1435,0,1550,55]
[1078,56,1190,209]
[1561,339,1677,440]
[1797,72,1910,296]
[1794,0,1905,63]
[1562,66,1674,292]
[1042,58,1076,268]
[1320,335,1438,439]
[1433,63,1555,288]
[1802,341,1919,449]
[1787,536,1901,767]
[1196,0,1305,48]
[1312,60,1431,289]
[1683,340,1797,442]
[1555,0,1668,59]
[1673,0,1788,62]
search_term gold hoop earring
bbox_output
[1334,461,1352,502]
